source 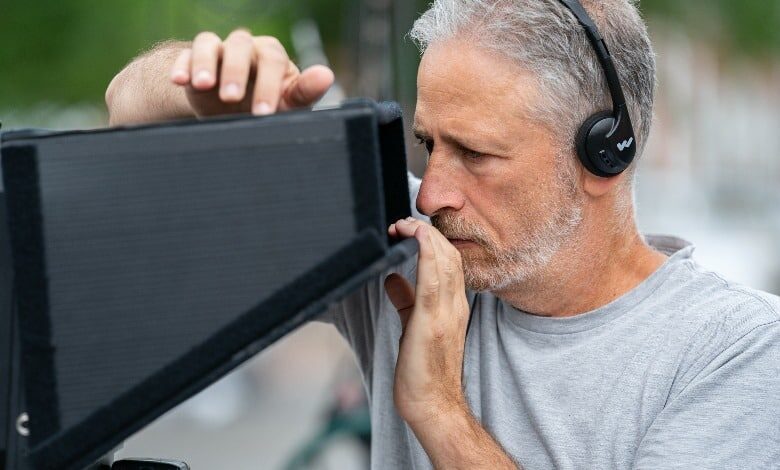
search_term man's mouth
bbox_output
[447,238,478,247]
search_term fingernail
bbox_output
[222,83,240,99]
[194,70,212,86]
[406,216,416,222]
[253,102,272,115]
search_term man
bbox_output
[106,0,780,468]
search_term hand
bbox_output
[170,29,335,117]
[385,217,471,427]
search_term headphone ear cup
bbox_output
[575,111,615,176]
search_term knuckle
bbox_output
[257,35,284,50]
[430,327,446,342]
[194,31,221,44]
[225,29,253,47]
[420,280,439,301]
[422,295,437,311]
[257,37,288,59]
[442,263,458,283]
[262,48,289,64]
[228,28,252,39]
[220,64,247,80]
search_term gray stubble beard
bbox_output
[432,161,584,292]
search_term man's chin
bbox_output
[462,255,534,292]
[463,273,501,292]
[462,259,503,292]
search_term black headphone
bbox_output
[555,0,637,177]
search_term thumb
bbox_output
[384,273,415,331]
[284,65,335,108]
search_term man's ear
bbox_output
[581,170,627,198]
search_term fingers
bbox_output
[219,30,254,102]
[412,224,443,312]
[251,36,290,115]
[171,49,192,85]
[391,219,441,311]
[171,29,332,116]
[283,64,335,108]
[389,218,465,312]
[190,31,221,90]
[388,217,417,239]
[384,273,416,330]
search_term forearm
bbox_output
[409,401,520,470]
[105,40,194,126]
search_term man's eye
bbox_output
[461,147,485,162]
[462,148,483,161]
[416,136,434,154]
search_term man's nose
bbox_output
[415,157,465,217]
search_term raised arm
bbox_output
[105,30,334,126]
[105,40,192,125]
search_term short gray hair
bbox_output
[409,0,656,175]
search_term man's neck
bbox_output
[493,211,668,318]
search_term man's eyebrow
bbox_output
[412,125,511,154]
[412,125,429,138]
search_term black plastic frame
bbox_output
[1,101,415,470]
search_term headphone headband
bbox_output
[555,0,637,173]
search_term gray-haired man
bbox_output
[106,1,780,468]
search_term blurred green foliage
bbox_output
[641,0,780,58]
[0,0,350,108]
[0,0,777,109]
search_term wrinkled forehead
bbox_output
[413,39,542,134]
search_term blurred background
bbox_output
[1,0,778,468]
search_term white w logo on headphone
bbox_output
[617,137,634,152]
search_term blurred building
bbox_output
[638,26,780,293]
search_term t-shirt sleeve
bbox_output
[314,171,425,374]
[632,311,780,469]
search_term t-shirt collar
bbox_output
[497,234,694,335]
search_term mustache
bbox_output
[430,213,490,246]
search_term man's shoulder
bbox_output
[644,234,779,337]
[669,258,780,339]
[633,258,780,469]
[654,256,780,393]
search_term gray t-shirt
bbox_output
[320,177,780,469]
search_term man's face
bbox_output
[414,38,584,291]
